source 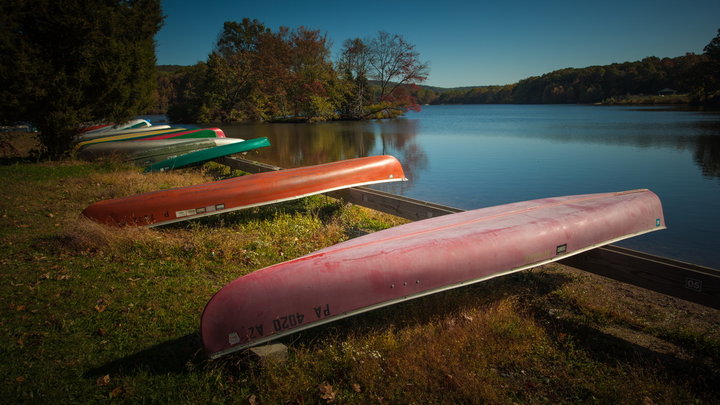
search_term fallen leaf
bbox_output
[96,374,110,386]
[96,328,107,336]
[16,305,26,311]
[318,381,336,402]
[109,386,124,398]
[352,383,362,393]
[95,299,109,312]
[15,376,25,383]
[248,394,258,405]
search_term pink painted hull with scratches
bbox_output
[201,189,666,358]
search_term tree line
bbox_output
[1,0,163,157]
[414,30,720,106]
[155,19,429,124]
[155,28,720,118]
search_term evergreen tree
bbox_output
[0,0,163,157]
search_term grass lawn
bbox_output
[1,133,718,403]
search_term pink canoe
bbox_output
[82,155,407,227]
[201,189,665,358]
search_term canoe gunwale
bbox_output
[147,176,408,228]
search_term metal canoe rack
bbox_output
[217,156,720,309]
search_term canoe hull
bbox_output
[82,155,407,227]
[75,125,172,141]
[77,138,243,165]
[139,128,225,141]
[74,128,225,150]
[200,189,666,358]
[81,119,150,135]
[144,137,271,172]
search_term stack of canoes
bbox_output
[78,121,669,361]
[74,119,270,172]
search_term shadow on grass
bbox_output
[85,269,568,377]
[84,333,207,378]
[528,295,720,397]
[278,269,575,350]
[89,268,719,386]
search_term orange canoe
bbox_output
[82,155,407,227]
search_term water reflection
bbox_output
[220,119,428,191]
[221,121,375,166]
[410,105,720,180]
[694,135,720,179]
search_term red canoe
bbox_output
[200,189,665,358]
[82,155,407,227]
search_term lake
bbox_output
[200,105,720,269]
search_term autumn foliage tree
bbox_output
[166,21,429,123]
[338,32,429,119]
[368,32,429,105]
[337,38,372,119]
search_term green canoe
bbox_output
[144,137,271,173]
[78,138,243,166]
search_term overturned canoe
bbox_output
[79,123,112,133]
[200,189,666,358]
[74,128,225,150]
[74,124,172,141]
[81,119,151,134]
[82,155,407,227]
[138,127,225,141]
[144,137,271,173]
[77,138,245,166]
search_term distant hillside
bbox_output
[416,53,707,105]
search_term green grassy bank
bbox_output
[1,134,718,403]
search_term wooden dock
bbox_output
[217,156,720,309]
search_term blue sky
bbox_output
[156,0,720,88]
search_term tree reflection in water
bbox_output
[220,119,428,192]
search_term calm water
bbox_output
[212,105,720,268]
